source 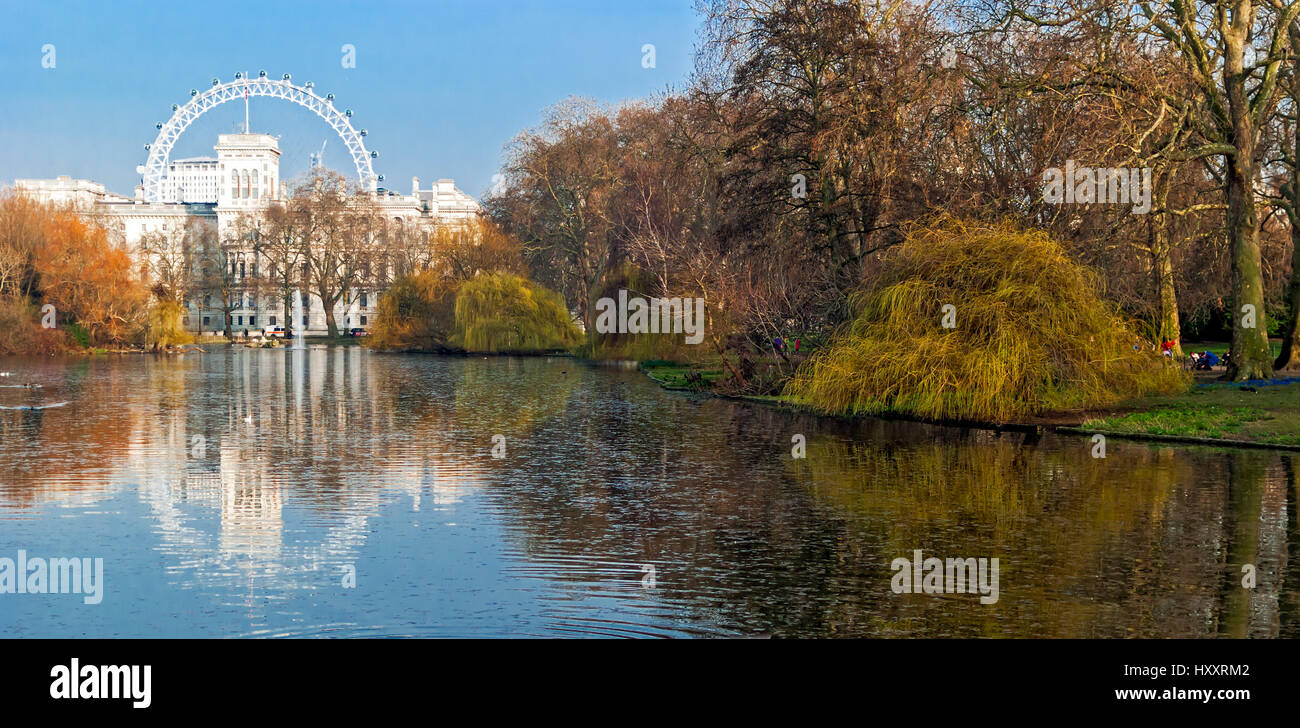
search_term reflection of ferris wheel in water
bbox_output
[137,71,383,203]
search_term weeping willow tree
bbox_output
[367,270,458,352]
[581,264,693,361]
[145,300,192,349]
[784,218,1188,422]
[451,272,581,353]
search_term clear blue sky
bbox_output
[0,0,700,199]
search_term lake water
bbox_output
[1,347,1296,637]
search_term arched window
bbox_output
[241,170,249,199]
[231,170,238,199]
[251,170,258,200]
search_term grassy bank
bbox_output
[1082,380,1300,447]
[638,360,727,390]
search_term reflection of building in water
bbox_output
[218,447,283,559]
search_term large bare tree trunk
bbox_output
[1150,174,1182,355]
[1277,61,1300,372]
[1278,26,1300,373]
[1153,234,1181,355]
[1276,220,1300,371]
[324,308,338,338]
[1225,32,1274,381]
[1225,169,1273,380]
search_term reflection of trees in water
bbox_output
[1281,457,1300,638]
[480,389,1300,637]
[1218,452,1293,638]
[796,430,1300,637]
[451,355,579,439]
[6,352,1300,637]
[0,357,147,509]
[475,396,882,636]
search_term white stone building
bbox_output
[161,158,221,203]
[14,131,480,337]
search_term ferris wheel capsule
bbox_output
[171,104,178,111]
[258,70,267,77]
[234,71,243,79]
[155,122,163,129]
[377,174,384,182]
[359,129,367,136]
[190,88,198,96]
[144,144,151,151]
[282,73,291,81]
[344,109,352,117]
[370,150,378,158]
[305,81,313,88]
[212,77,220,86]
[326,93,334,101]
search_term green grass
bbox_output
[1085,382,1300,446]
[1184,340,1281,359]
[640,361,725,389]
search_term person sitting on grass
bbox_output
[1198,350,1220,370]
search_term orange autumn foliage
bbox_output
[33,210,148,345]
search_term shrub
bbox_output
[451,272,582,353]
[146,300,193,349]
[367,270,459,352]
[784,217,1188,422]
[580,264,700,361]
[0,294,69,355]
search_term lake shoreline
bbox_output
[634,359,1300,451]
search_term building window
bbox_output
[203,316,210,326]
[239,261,245,277]
[237,316,243,326]
[250,316,256,327]
[231,169,238,198]
[360,292,367,307]
[302,315,308,326]
[360,315,367,325]
[270,316,276,326]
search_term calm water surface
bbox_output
[1,347,1297,637]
